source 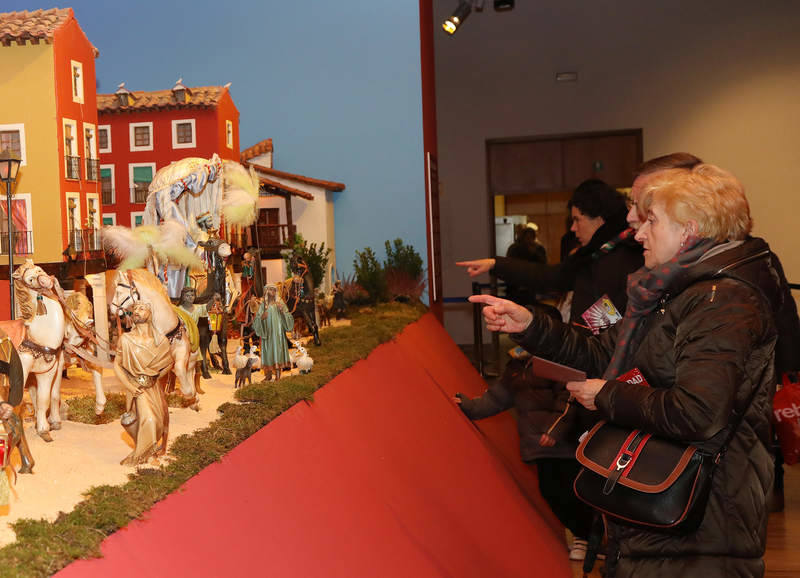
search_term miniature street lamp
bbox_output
[0,152,22,319]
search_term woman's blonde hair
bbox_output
[639,163,752,241]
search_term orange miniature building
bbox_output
[0,8,102,319]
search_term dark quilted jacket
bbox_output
[512,237,782,578]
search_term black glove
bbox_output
[454,392,475,418]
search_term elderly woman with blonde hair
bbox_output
[471,163,783,577]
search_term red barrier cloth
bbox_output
[58,314,571,577]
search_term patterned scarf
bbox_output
[596,227,636,258]
[603,236,717,380]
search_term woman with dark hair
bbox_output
[457,179,642,560]
[471,163,781,577]
[458,178,642,331]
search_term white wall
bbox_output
[256,179,336,292]
[433,0,800,343]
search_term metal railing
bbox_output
[131,184,149,204]
[68,228,102,252]
[253,224,295,251]
[101,187,114,205]
[0,230,34,255]
[66,156,81,180]
[86,159,100,182]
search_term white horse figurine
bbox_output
[110,268,200,408]
[12,260,68,441]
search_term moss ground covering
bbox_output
[0,302,424,577]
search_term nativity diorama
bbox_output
[0,152,425,572]
[0,152,371,478]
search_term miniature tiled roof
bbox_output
[97,85,226,113]
[259,177,315,201]
[246,161,346,192]
[240,139,273,162]
[0,8,99,56]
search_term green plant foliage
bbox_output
[383,239,425,303]
[384,238,423,281]
[353,247,387,304]
[336,270,369,305]
[284,233,332,288]
[0,302,425,576]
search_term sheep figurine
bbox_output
[290,340,314,374]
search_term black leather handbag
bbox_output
[573,421,717,534]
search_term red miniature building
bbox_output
[96,81,240,228]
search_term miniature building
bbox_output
[241,139,345,290]
[96,81,240,228]
[0,8,103,317]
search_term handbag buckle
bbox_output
[615,454,632,471]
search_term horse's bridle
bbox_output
[111,273,141,316]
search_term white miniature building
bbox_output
[240,139,345,291]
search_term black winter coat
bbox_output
[456,358,575,461]
[512,237,782,578]
[493,213,643,325]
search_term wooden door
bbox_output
[488,129,642,262]
[257,208,280,247]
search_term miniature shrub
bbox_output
[353,247,386,304]
[337,271,370,305]
[284,233,331,288]
[384,239,423,281]
[384,239,425,302]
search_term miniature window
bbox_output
[102,213,116,226]
[0,129,22,159]
[130,163,155,204]
[134,126,149,147]
[63,119,80,180]
[65,193,82,250]
[171,119,196,149]
[84,125,98,181]
[98,125,111,153]
[129,122,153,152]
[0,123,27,169]
[226,120,233,149]
[71,60,84,103]
[100,165,114,205]
[0,193,33,255]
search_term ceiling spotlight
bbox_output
[442,1,472,35]
[494,0,514,11]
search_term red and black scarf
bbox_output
[603,237,717,379]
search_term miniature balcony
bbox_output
[0,230,33,255]
[86,159,100,182]
[65,156,81,180]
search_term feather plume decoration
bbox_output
[221,162,258,226]
[103,226,149,270]
[151,220,203,269]
[103,222,203,270]
[222,188,257,226]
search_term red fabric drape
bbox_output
[58,314,571,577]
[0,199,29,253]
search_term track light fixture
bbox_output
[442,0,514,35]
[494,0,514,11]
[442,0,472,35]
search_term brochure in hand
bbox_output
[529,356,586,382]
